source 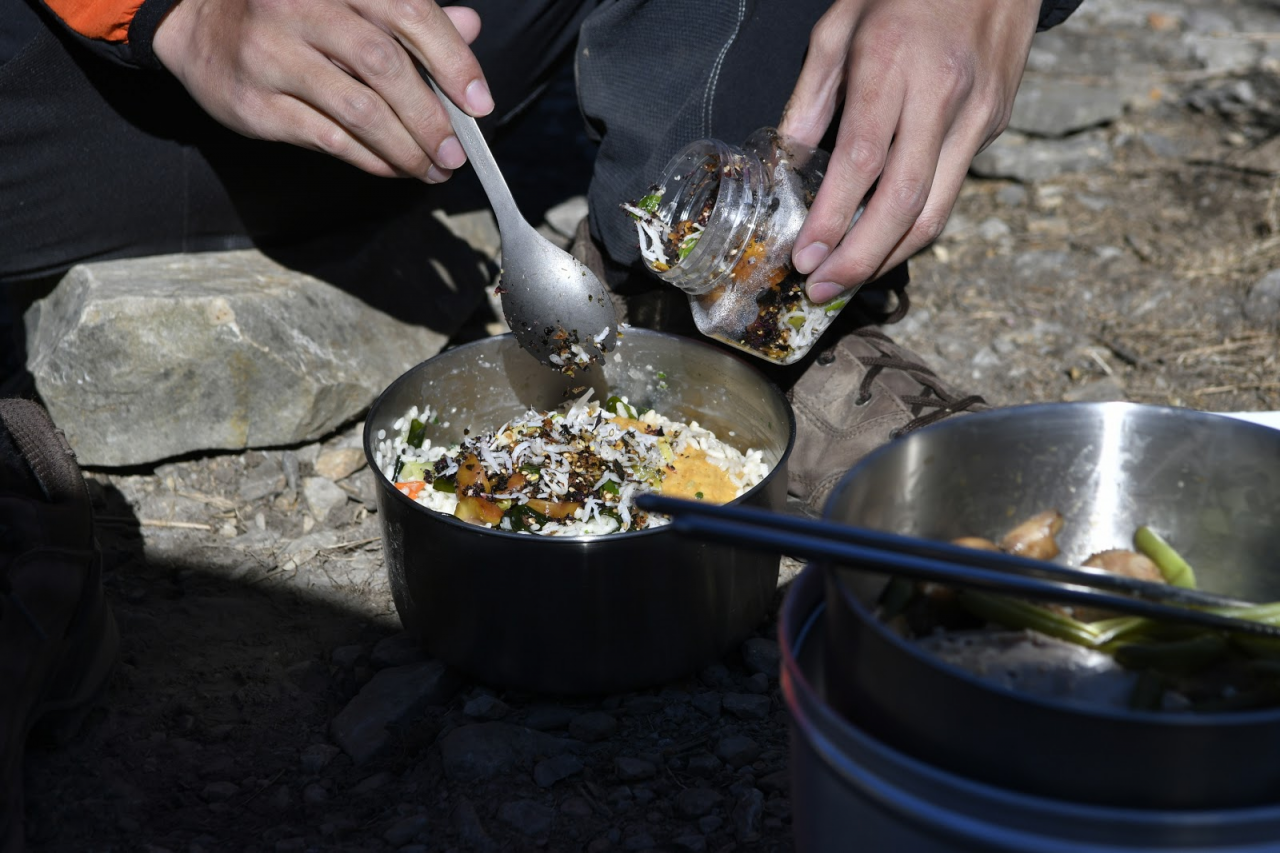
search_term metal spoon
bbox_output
[424,75,618,371]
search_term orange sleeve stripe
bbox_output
[43,0,144,43]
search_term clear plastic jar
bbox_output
[625,127,855,365]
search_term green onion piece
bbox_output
[406,418,427,449]
[787,315,805,330]
[677,233,700,261]
[695,491,705,500]
[639,193,662,213]
[958,591,1103,648]
[604,395,637,418]
[1134,526,1197,589]
[600,480,620,495]
[823,296,850,314]
[1113,633,1228,674]
[505,503,549,531]
[391,458,404,481]
[520,463,541,479]
[432,477,456,493]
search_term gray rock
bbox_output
[723,694,771,722]
[977,217,1013,241]
[200,781,240,803]
[302,783,329,804]
[743,672,770,695]
[533,754,585,788]
[25,251,446,466]
[697,815,723,834]
[674,787,723,819]
[568,711,618,743]
[758,769,789,794]
[692,692,722,719]
[1184,33,1261,73]
[560,796,594,816]
[545,195,589,240]
[463,694,511,721]
[732,789,765,843]
[623,832,656,851]
[995,184,1028,207]
[314,447,366,481]
[349,771,392,796]
[330,660,459,763]
[441,723,582,782]
[383,814,429,847]
[1246,270,1280,325]
[1008,77,1127,137]
[614,756,657,782]
[971,129,1113,182]
[699,662,734,689]
[300,743,340,774]
[452,796,498,853]
[673,835,708,853]
[624,695,665,716]
[330,644,364,669]
[741,638,780,678]
[523,705,576,731]
[302,476,349,521]
[715,735,761,769]
[498,799,555,837]
[370,633,426,669]
[686,753,723,778]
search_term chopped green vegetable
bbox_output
[520,463,541,479]
[604,395,638,418]
[406,418,427,449]
[695,491,704,500]
[639,192,662,213]
[432,476,456,493]
[823,296,850,315]
[1134,526,1197,588]
[1113,633,1228,674]
[398,460,428,482]
[600,480,620,495]
[505,503,549,532]
[677,233,700,261]
[959,591,1103,648]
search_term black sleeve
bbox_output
[1039,0,1084,31]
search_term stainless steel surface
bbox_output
[425,75,618,368]
[362,329,793,693]
[639,494,1272,634]
[780,564,1280,852]
[818,401,1280,809]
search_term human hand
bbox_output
[779,0,1040,302]
[152,0,492,182]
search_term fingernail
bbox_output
[465,79,494,116]
[426,164,452,184]
[793,242,829,275]
[807,281,844,303]
[437,136,466,170]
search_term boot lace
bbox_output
[846,285,987,438]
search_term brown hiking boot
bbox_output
[786,296,988,513]
[0,399,117,853]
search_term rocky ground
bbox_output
[18,0,1280,851]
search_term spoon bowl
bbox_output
[425,75,618,370]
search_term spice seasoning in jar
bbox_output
[622,127,861,365]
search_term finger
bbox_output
[805,95,951,299]
[382,0,493,117]
[271,47,449,180]
[873,126,988,275]
[268,92,407,178]
[791,63,904,279]
[301,16,463,177]
[778,2,857,146]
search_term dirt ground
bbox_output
[16,3,1280,853]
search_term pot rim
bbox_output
[362,328,797,544]
[823,400,1280,729]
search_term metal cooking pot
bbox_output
[781,562,1280,851]
[818,402,1280,809]
[362,329,793,694]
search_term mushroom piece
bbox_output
[1083,549,1165,584]
[1000,510,1065,561]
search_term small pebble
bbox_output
[569,711,617,743]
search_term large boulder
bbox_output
[26,250,448,466]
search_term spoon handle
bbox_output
[423,74,524,231]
